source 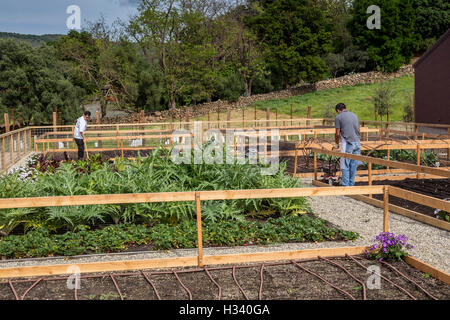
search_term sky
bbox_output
[0,0,140,35]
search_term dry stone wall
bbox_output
[100,65,414,124]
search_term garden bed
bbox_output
[0,146,360,260]
[1,255,448,300]
[356,178,450,220]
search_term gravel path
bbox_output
[307,195,450,273]
[0,182,448,274]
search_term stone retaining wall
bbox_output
[100,65,414,124]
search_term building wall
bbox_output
[414,31,450,125]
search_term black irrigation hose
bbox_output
[291,260,356,300]
[318,256,367,300]
[2,255,440,300]
[379,260,438,300]
[346,255,417,300]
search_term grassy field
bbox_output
[251,75,414,122]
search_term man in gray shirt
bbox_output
[334,103,361,186]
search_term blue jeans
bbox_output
[341,141,361,186]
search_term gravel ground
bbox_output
[0,180,448,274]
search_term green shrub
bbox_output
[0,216,359,259]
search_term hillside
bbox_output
[251,75,414,122]
[0,32,63,46]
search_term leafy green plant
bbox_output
[0,216,359,259]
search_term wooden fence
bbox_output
[309,148,450,231]
[0,185,386,268]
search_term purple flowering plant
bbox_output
[365,232,414,262]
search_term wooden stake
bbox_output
[294,147,298,175]
[306,105,312,126]
[28,129,32,153]
[387,149,390,170]
[195,192,203,267]
[227,108,231,128]
[313,151,317,180]
[1,137,5,171]
[383,186,389,232]
[84,140,90,160]
[416,145,421,179]
[266,107,270,127]
[53,112,57,149]
[290,105,293,125]
[368,162,372,198]
[9,134,13,165]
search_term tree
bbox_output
[372,82,396,122]
[323,53,345,77]
[246,0,333,88]
[348,0,418,73]
[54,24,162,116]
[311,0,353,52]
[127,0,217,109]
[413,0,450,52]
[229,8,266,97]
[402,93,414,123]
[0,39,85,125]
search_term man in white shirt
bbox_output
[73,111,91,160]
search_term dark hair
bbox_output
[84,111,91,117]
[335,103,346,112]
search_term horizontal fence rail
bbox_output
[0,185,389,269]
[310,147,450,179]
[0,186,385,209]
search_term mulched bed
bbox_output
[0,255,448,300]
[356,178,450,218]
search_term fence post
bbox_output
[53,111,57,150]
[28,128,31,153]
[217,106,220,127]
[368,162,372,198]
[313,151,317,180]
[9,133,13,165]
[96,111,102,148]
[140,110,146,147]
[1,137,5,171]
[4,113,9,132]
[227,108,231,128]
[383,186,389,232]
[290,104,293,125]
[17,131,21,158]
[185,109,190,130]
[266,107,270,127]
[416,145,421,179]
[294,147,298,175]
[306,105,312,126]
[387,148,390,170]
[242,108,245,128]
[195,192,204,267]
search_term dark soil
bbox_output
[1,255,448,300]
[356,178,450,218]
